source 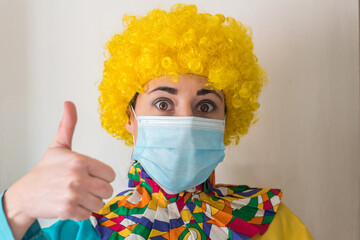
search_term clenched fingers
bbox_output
[78,193,104,213]
[85,156,116,183]
[85,175,114,199]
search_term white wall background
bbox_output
[1,0,359,239]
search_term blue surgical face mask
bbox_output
[130,107,226,194]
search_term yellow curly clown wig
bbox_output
[98,4,267,146]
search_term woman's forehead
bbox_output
[143,74,221,95]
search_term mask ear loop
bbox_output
[130,106,138,120]
[130,106,138,145]
[129,106,140,165]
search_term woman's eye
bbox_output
[197,102,215,113]
[154,99,173,111]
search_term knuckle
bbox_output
[64,199,76,212]
[68,155,86,170]
[63,192,80,206]
[58,201,76,219]
[66,176,82,191]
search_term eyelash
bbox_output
[196,101,216,113]
[153,98,216,113]
[153,98,174,111]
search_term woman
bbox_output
[1,4,313,240]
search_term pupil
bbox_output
[160,102,167,110]
[200,104,209,112]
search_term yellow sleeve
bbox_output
[251,203,314,240]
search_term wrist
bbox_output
[3,184,37,239]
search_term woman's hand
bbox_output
[3,101,116,240]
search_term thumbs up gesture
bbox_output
[3,102,116,239]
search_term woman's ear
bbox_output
[125,107,136,135]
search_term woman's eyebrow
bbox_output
[148,86,178,95]
[197,89,223,102]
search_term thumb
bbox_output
[50,101,78,149]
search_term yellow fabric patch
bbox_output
[180,209,193,222]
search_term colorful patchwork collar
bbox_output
[91,163,282,239]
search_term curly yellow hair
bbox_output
[98,4,267,146]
